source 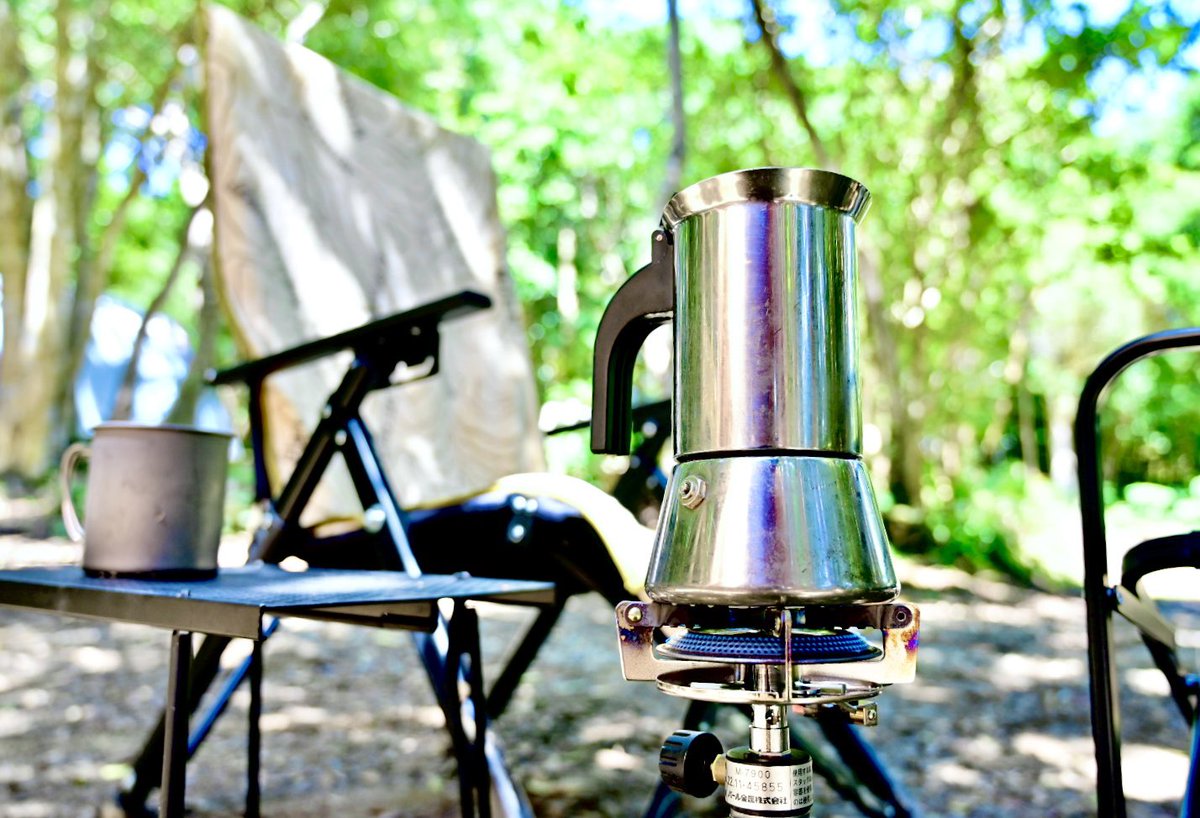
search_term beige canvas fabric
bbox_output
[206,5,544,516]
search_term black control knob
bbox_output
[659,730,723,797]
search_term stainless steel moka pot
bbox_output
[592,168,919,816]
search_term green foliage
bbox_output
[1100,354,1200,489]
[887,461,1037,584]
[11,0,1200,581]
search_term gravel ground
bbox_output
[0,534,1194,818]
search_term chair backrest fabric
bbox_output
[205,5,545,513]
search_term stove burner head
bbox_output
[658,629,881,664]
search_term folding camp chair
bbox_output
[1077,328,1200,818]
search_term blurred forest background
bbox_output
[2,0,1200,584]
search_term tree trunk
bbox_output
[658,0,686,207]
[741,0,920,506]
[1047,393,1077,493]
[860,248,922,506]
[0,0,93,480]
[55,4,107,442]
[61,17,176,436]
[1004,320,1041,473]
[1016,383,1040,473]
[747,0,830,168]
[0,0,32,472]
[168,244,218,426]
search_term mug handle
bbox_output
[60,442,89,543]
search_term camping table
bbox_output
[0,563,554,818]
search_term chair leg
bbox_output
[1184,677,1200,818]
[434,604,491,818]
[486,602,564,720]
[464,611,491,818]
[811,711,918,818]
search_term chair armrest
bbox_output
[544,398,671,436]
[1116,531,1200,651]
[1122,531,1200,590]
[209,290,491,386]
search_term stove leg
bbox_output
[162,630,192,818]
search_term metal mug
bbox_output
[60,422,232,578]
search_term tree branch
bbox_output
[88,27,187,303]
[748,0,830,168]
[66,22,189,430]
[56,0,113,439]
[168,238,219,426]
[111,205,201,421]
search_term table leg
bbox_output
[247,639,263,818]
[161,630,192,818]
[123,633,235,809]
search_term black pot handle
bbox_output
[591,230,675,455]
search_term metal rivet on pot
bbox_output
[679,476,707,509]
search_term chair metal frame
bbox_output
[1076,328,1200,818]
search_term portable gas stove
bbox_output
[591,168,920,816]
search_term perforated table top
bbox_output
[0,564,555,639]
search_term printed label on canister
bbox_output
[724,756,813,814]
